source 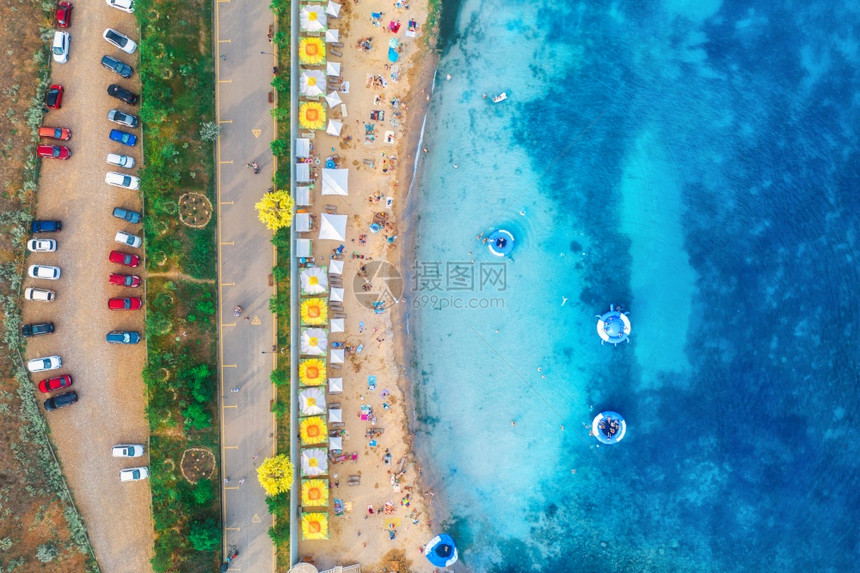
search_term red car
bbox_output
[37,145,71,160]
[56,2,72,27]
[46,85,63,109]
[108,297,143,310]
[38,374,73,393]
[38,126,72,141]
[109,250,140,267]
[109,273,141,287]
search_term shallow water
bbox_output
[407,0,860,570]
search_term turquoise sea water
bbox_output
[407,0,860,570]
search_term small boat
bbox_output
[492,92,507,103]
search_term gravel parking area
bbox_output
[21,2,152,571]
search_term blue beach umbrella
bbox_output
[424,533,458,567]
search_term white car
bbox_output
[107,153,135,169]
[120,467,149,482]
[28,264,61,280]
[27,239,57,253]
[105,171,140,190]
[112,444,145,457]
[103,29,137,54]
[52,31,70,64]
[24,287,55,302]
[27,355,62,373]
[105,0,134,13]
[115,231,142,248]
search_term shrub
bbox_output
[0,537,13,551]
[271,227,289,248]
[270,138,289,156]
[35,543,57,563]
[195,294,216,316]
[272,265,288,281]
[271,75,288,93]
[271,400,287,419]
[268,520,290,545]
[182,402,212,431]
[199,121,220,142]
[270,369,289,387]
[188,518,221,551]
[273,168,289,189]
[265,492,289,514]
[193,479,214,505]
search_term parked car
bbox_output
[38,126,71,141]
[109,273,141,287]
[37,145,71,160]
[112,207,141,224]
[106,84,138,105]
[112,444,145,457]
[31,220,62,233]
[108,129,137,147]
[107,109,139,128]
[101,54,133,78]
[114,230,142,248]
[108,250,140,267]
[120,467,149,482]
[107,153,135,169]
[105,0,134,13]
[28,264,61,280]
[106,330,141,344]
[27,355,62,373]
[56,1,72,27]
[44,391,78,411]
[22,322,55,337]
[45,85,63,109]
[102,28,137,54]
[38,374,72,393]
[108,297,142,310]
[105,171,140,190]
[24,287,55,302]
[52,31,70,64]
[27,238,57,252]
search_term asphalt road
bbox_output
[215,0,278,569]
[21,2,152,572]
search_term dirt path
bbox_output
[147,269,216,283]
[21,3,153,572]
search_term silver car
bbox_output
[52,31,70,64]
[120,467,149,482]
[27,239,57,252]
[105,172,140,190]
[24,287,55,302]
[115,231,142,248]
[28,264,61,280]
[27,355,62,373]
[103,28,137,54]
[112,444,145,457]
[107,153,135,169]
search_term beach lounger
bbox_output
[348,475,360,486]
[340,104,348,118]
[325,204,337,213]
[329,48,343,57]
[334,312,346,319]
[331,41,344,48]
[330,364,342,370]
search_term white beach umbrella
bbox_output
[300,5,327,32]
[329,407,343,424]
[319,213,347,241]
[301,328,328,356]
[330,348,344,364]
[330,318,344,333]
[299,387,327,416]
[325,29,339,43]
[329,435,343,451]
[329,259,343,275]
[325,1,341,17]
[301,266,329,294]
[296,186,311,207]
[301,448,328,476]
[326,61,342,77]
[325,91,342,109]
[295,212,311,233]
[330,287,344,303]
[321,168,349,196]
[329,377,343,393]
[326,119,343,136]
[300,69,327,97]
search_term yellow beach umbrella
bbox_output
[301,512,329,540]
[299,102,326,130]
[299,358,326,386]
[301,298,328,325]
[299,37,326,65]
[301,479,330,507]
[300,416,328,445]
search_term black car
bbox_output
[22,322,55,337]
[106,330,141,344]
[101,55,133,78]
[112,207,142,224]
[107,84,138,105]
[31,220,62,233]
[44,391,78,411]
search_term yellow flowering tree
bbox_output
[257,454,295,495]
[255,190,295,231]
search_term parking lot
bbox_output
[21,1,153,571]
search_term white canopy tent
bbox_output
[300,448,328,476]
[296,138,311,158]
[295,212,311,233]
[296,186,311,206]
[296,239,312,258]
[330,318,344,333]
[325,1,341,17]
[300,5,327,33]
[301,328,328,356]
[325,28,339,43]
[325,119,343,136]
[326,61,341,76]
[328,259,343,275]
[321,168,349,196]
[324,91,342,108]
[299,387,326,416]
[300,69,327,97]
[330,348,344,364]
[328,377,343,393]
[319,213,347,241]
[296,163,311,183]
[328,436,343,451]
[328,407,343,424]
[330,287,344,302]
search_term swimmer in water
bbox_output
[561,296,568,306]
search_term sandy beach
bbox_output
[296,0,442,570]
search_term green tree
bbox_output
[182,402,212,431]
[270,369,289,388]
[271,75,289,93]
[270,138,289,156]
[188,518,221,551]
[193,479,214,505]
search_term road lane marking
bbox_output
[219,119,233,124]
[222,322,236,328]
[220,201,234,205]
[251,316,261,325]
[219,79,232,84]
[223,364,237,368]
[223,404,238,409]
[252,129,262,138]
[221,241,234,246]
[221,281,236,286]
[224,445,238,450]
[225,527,240,531]
[220,160,234,164]
[218,39,231,43]
[252,514,262,523]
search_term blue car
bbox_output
[106,330,141,344]
[109,129,137,147]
